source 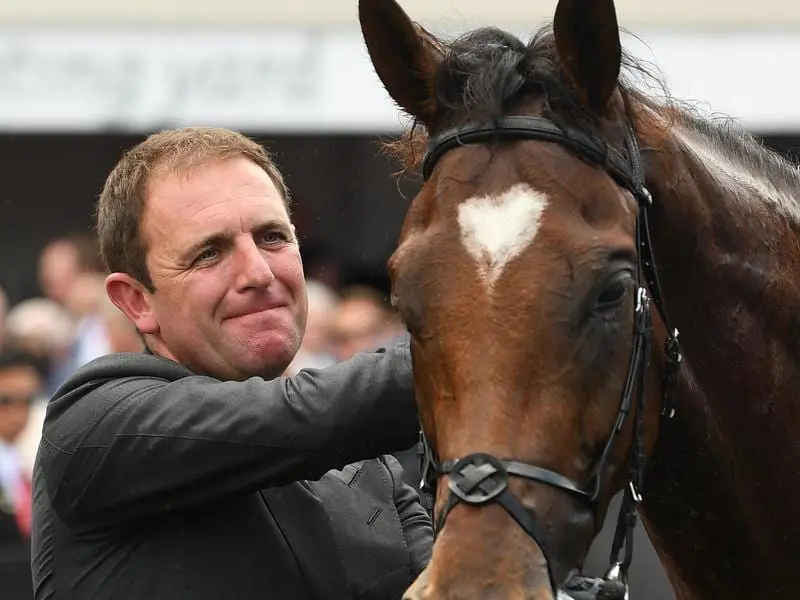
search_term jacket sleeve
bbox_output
[383,455,434,578]
[40,341,417,530]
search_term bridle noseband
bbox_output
[416,116,683,600]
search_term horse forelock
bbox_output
[383,24,665,176]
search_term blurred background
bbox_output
[2,1,800,598]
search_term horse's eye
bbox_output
[595,274,632,310]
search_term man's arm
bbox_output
[41,342,417,530]
[383,455,434,577]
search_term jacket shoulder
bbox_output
[54,352,193,396]
[42,353,194,454]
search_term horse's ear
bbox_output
[553,0,622,113]
[359,0,445,124]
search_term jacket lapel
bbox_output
[262,481,350,600]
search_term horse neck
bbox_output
[635,111,800,600]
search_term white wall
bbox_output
[1,0,798,133]
[0,26,798,134]
[1,0,800,28]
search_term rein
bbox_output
[416,116,683,600]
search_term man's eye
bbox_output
[262,231,287,244]
[196,247,218,262]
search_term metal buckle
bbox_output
[448,453,509,505]
[635,287,650,315]
[603,562,631,600]
[662,328,682,421]
[628,481,643,504]
[639,186,653,206]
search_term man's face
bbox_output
[38,241,80,304]
[0,289,6,348]
[329,297,389,361]
[135,156,307,380]
[0,365,40,443]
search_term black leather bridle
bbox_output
[416,116,683,600]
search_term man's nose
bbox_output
[234,241,275,290]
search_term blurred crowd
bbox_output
[0,232,407,599]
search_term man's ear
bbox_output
[105,273,159,335]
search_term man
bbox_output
[0,285,7,348]
[37,234,111,391]
[329,285,406,363]
[0,346,42,600]
[284,279,339,374]
[98,294,144,354]
[37,234,105,307]
[3,298,74,397]
[31,128,432,599]
[328,285,424,494]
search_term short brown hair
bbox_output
[96,127,291,291]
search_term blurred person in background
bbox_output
[284,278,338,374]
[327,285,422,495]
[4,298,75,396]
[0,285,7,349]
[31,127,431,600]
[0,347,44,600]
[37,235,105,307]
[38,235,111,383]
[300,243,343,292]
[98,295,143,354]
[61,270,112,366]
[328,285,406,362]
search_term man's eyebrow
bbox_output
[253,219,292,232]
[181,232,232,262]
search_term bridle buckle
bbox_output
[448,453,509,505]
[628,481,643,504]
[603,562,631,600]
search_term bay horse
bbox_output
[358,0,800,599]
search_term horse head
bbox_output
[360,0,681,598]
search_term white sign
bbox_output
[0,28,410,133]
[0,27,798,133]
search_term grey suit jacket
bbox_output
[31,343,432,599]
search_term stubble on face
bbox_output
[139,157,308,380]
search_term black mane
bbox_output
[385,25,659,172]
[387,23,800,198]
[432,25,650,133]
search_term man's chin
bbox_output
[235,340,299,380]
